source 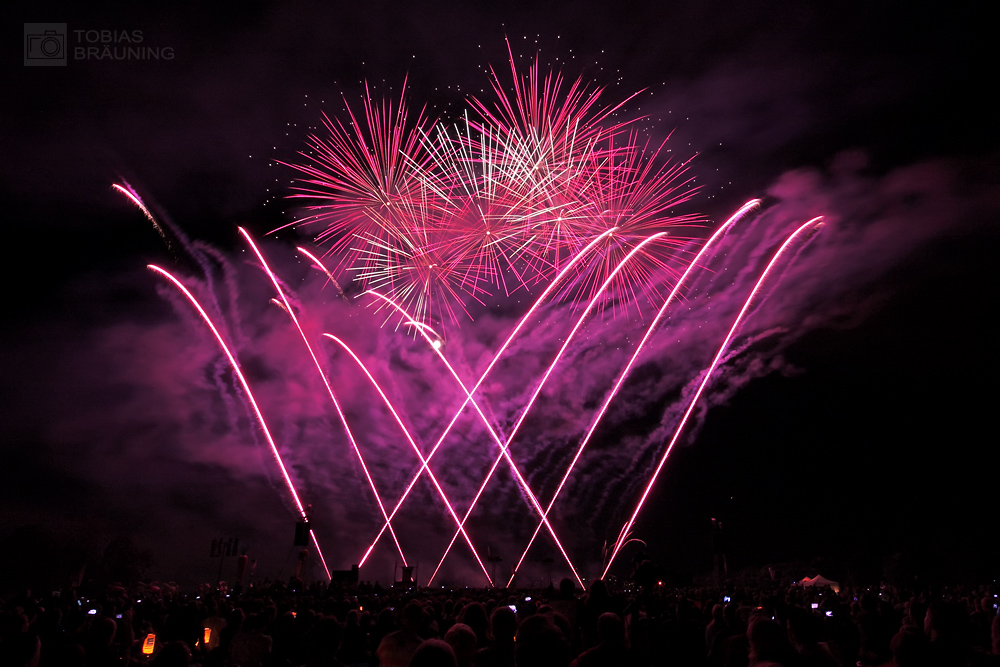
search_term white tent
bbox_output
[799,575,840,593]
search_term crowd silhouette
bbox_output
[2,575,999,666]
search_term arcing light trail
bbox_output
[362,290,584,588]
[146,198,819,586]
[295,246,350,303]
[321,332,494,583]
[113,182,155,222]
[352,231,668,582]
[600,216,825,579]
[506,198,761,585]
[238,228,408,566]
[114,182,171,249]
[146,265,332,581]
[130,51,825,585]
[426,232,672,586]
[349,230,615,574]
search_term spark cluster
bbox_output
[284,50,702,326]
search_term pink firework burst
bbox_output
[546,132,705,318]
[468,49,639,279]
[353,183,481,326]
[286,80,435,272]
[415,118,540,301]
[286,51,703,329]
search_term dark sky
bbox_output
[2,0,996,589]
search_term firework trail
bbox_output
[508,198,760,584]
[240,228,408,566]
[322,332,493,583]
[147,265,332,580]
[116,184,337,578]
[601,216,824,578]
[362,290,583,587]
[296,246,351,303]
[352,231,614,573]
[113,181,173,250]
[113,182,157,225]
[426,232,672,584]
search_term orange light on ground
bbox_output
[203,628,211,645]
[142,634,155,655]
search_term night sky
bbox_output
[2,1,996,590]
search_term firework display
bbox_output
[283,53,702,325]
[131,52,822,586]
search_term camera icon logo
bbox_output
[24,23,67,66]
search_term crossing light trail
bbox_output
[427,232,671,585]
[600,216,824,579]
[352,230,616,574]
[239,228,408,566]
[507,199,761,584]
[363,291,583,587]
[321,332,494,584]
